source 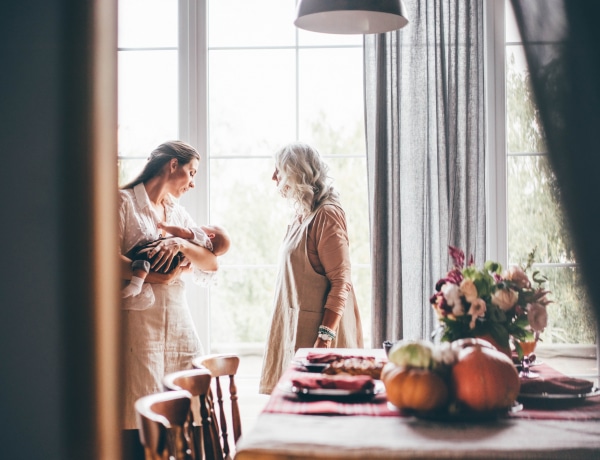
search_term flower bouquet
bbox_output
[430,246,551,358]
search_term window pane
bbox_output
[324,157,370,265]
[507,155,574,264]
[118,159,147,187]
[208,158,291,265]
[118,50,178,157]
[298,48,365,150]
[506,45,546,154]
[210,267,277,345]
[538,266,595,344]
[209,49,296,156]
[298,30,363,47]
[208,0,296,48]
[504,0,521,43]
[118,0,178,48]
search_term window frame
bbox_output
[486,0,596,371]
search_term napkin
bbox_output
[291,374,375,392]
[520,376,594,395]
[305,352,368,364]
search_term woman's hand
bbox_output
[145,264,186,284]
[146,237,183,273]
[313,337,332,349]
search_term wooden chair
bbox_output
[134,389,193,460]
[192,354,242,460]
[162,368,224,460]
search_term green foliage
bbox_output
[506,51,594,344]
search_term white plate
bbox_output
[279,379,385,400]
[519,386,600,400]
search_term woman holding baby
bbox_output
[118,140,227,459]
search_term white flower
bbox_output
[527,302,548,332]
[491,288,518,311]
[442,283,465,316]
[467,298,487,329]
[460,278,478,303]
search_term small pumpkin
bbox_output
[451,345,520,412]
[384,366,449,412]
[450,337,495,351]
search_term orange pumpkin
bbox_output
[475,334,512,358]
[384,366,449,412]
[450,337,495,351]
[451,345,520,411]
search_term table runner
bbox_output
[263,359,600,420]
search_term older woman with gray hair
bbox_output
[259,142,364,394]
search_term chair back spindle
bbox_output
[193,353,242,459]
[163,368,224,460]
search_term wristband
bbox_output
[318,325,336,341]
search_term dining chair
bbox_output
[134,389,193,460]
[162,368,224,460]
[193,354,242,460]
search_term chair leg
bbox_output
[229,375,242,443]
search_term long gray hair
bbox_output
[274,142,340,216]
[121,140,200,189]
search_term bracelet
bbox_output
[318,325,336,341]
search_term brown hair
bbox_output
[121,140,200,189]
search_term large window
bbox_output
[499,1,594,345]
[117,0,179,180]
[118,0,372,356]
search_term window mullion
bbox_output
[179,0,211,351]
[485,0,508,266]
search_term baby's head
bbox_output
[201,224,231,256]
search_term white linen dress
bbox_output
[119,183,211,429]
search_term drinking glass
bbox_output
[515,333,539,379]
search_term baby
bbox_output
[122,222,231,298]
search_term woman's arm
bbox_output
[149,237,218,273]
[308,205,353,348]
[120,253,189,284]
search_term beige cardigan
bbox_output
[259,203,364,394]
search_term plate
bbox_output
[395,401,523,422]
[518,386,600,401]
[279,379,385,401]
[291,360,331,373]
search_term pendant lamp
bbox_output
[294,0,409,34]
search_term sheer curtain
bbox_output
[509,1,600,326]
[364,0,486,346]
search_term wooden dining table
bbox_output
[234,348,600,460]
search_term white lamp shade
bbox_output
[294,0,409,34]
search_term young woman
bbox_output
[118,140,218,457]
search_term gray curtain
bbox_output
[509,1,600,326]
[364,0,486,346]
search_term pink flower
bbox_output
[504,266,531,289]
[460,279,478,303]
[467,298,487,329]
[527,302,548,332]
[449,246,465,268]
[491,288,518,311]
